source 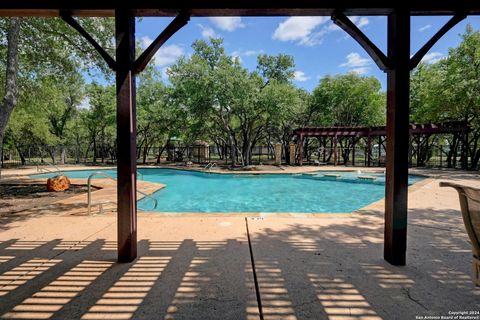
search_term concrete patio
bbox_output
[0,168,480,319]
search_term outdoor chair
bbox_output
[313,159,327,166]
[440,181,480,286]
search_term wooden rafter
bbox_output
[60,11,116,71]
[410,12,467,69]
[133,10,190,73]
[331,11,390,71]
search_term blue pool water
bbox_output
[32,169,424,213]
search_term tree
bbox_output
[137,66,184,164]
[262,82,308,163]
[0,17,114,163]
[410,25,480,169]
[309,73,385,163]
[169,38,301,166]
[83,83,115,163]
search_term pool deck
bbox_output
[0,165,479,319]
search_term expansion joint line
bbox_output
[245,217,264,320]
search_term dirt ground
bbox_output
[0,183,93,214]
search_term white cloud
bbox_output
[140,36,153,48]
[78,97,90,110]
[160,67,170,80]
[293,70,310,82]
[231,51,242,63]
[350,16,369,29]
[244,50,262,57]
[208,17,245,31]
[418,24,432,32]
[421,52,445,64]
[230,49,264,60]
[340,52,371,74]
[140,36,184,67]
[272,17,330,46]
[349,67,370,75]
[340,52,371,68]
[197,24,218,39]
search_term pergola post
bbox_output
[298,134,304,166]
[115,8,137,262]
[384,9,410,266]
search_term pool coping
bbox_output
[10,167,433,218]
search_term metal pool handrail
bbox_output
[205,162,217,170]
[36,162,64,175]
[87,171,158,215]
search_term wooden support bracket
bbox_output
[133,9,190,73]
[410,12,467,70]
[60,11,117,71]
[331,11,390,71]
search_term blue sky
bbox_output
[135,15,480,92]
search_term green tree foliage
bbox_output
[309,73,385,127]
[411,25,480,169]
[83,83,115,163]
[0,17,114,161]
[169,38,302,166]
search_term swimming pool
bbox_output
[32,169,423,213]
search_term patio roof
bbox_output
[0,1,479,17]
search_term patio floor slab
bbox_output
[1,168,480,319]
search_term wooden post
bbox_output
[367,136,371,167]
[322,137,326,163]
[298,134,304,166]
[352,139,356,166]
[333,135,337,166]
[378,136,382,166]
[115,8,137,263]
[384,10,410,266]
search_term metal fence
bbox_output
[1,142,468,169]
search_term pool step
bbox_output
[323,174,341,178]
[358,175,377,181]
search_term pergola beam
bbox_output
[60,11,117,71]
[410,12,467,69]
[133,10,190,73]
[331,11,390,71]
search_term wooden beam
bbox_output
[60,11,116,71]
[410,12,467,69]
[133,10,190,73]
[331,11,390,71]
[0,1,480,17]
[115,8,137,263]
[384,10,410,266]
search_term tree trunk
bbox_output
[229,134,237,167]
[60,146,66,164]
[0,18,22,166]
[93,138,97,163]
[156,140,169,164]
[142,144,148,164]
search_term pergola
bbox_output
[293,121,469,166]
[1,2,478,266]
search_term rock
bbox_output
[47,175,71,192]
